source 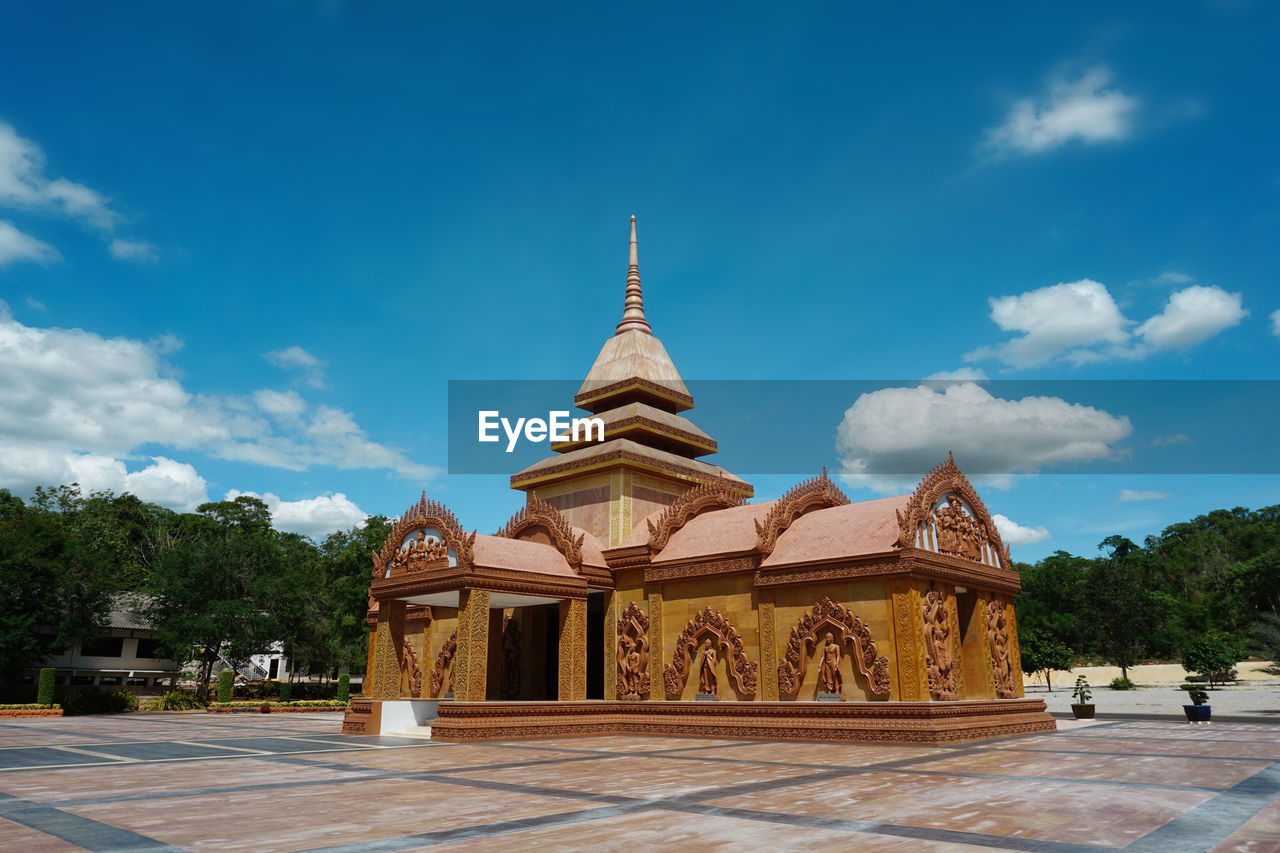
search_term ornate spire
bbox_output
[615,215,652,335]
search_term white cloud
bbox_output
[226,489,368,540]
[926,367,989,380]
[265,346,327,389]
[965,279,1131,368]
[108,238,159,262]
[991,513,1050,546]
[0,310,437,501]
[0,119,150,259]
[1118,489,1172,502]
[1151,433,1191,448]
[967,279,1248,367]
[0,220,58,266]
[1268,309,1279,340]
[836,382,1132,493]
[1156,271,1194,285]
[1134,285,1247,351]
[0,450,209,512]
[984,67,1138,156]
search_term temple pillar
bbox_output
[647,589,663,700]
[1005,598,1025,697]
[604,590,618,701]
[946,589,966,700]
[453,588,490,702]
[890,581,928,701]
[558,598,587,700]
[758,591,778,701]
[369,599,405,701]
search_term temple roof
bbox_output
[552,401,716,458]
[649,501,776,564]
[574,217,693,414]
[758,495,910,567]
[471,534,579,578]
[511,437,750,491]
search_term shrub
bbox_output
[1110,676,1135,690]
[1181,633,1244,688]
[217,669,234,703]
[153,690,205,711]
[37,668,55,705]
[60,689,138,716]
[278,681,293,702]
[1071,675,1093,704]
[336,674,350,704]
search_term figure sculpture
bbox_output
[698,638,717,696]
[923,586,957,700]
[819,631,842,695]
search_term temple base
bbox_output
[342,698,438,735]
[418,699,1054,744]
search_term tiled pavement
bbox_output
[0,713,1277,851]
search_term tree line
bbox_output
[1014,505,1280,685]
[0,485,388,700]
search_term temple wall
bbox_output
[425,607,458,698]
[654,573,759,702]
[539,473,613,544]
[772,579,896,702]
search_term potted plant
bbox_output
[1070,675,1094,719]
[1181,682,1211,723]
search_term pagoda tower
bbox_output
[511,217,752,546]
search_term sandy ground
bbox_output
[1029,678,1280,718]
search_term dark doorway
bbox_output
[587,593,604,699]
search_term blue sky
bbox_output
[0,2,1277,560]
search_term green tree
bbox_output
[143,496,283,700]
[0,489,116,682]
[1083,536,1164,679]
[1018,628,1074,692]
[1181,632,1244,688]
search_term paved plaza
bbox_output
[0,712,1277,852]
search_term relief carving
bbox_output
[663,607,758,697]
[923,583,958,700]
[754,468,850,556]
[698,639,718,695]
[987,598,1017,699]
[776,596,891,697]
[372,493,477,580]
[895,453,1010,568]
[429,630,457,697]
[615,601,651,700]
[646,476,746,553]
[401,636,421,697]
[496,491,585,572]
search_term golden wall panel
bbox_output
[773,580,894,702]
[453,589,490,702]
[890,581,928,701]
[1006,598,1025,697]
[647,589,663,700]
[558,598,587,700]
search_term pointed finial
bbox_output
[615,215,652,335]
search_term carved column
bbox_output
[370,599,405,701]
[453,588,490,701]
[946,590,966,700]
[758,591,778,701]
[647,589,663,701]
[604,591,618,701]
[974,593,996,700]
[558,598,587,700]
[890,581,928,701]
[1006,598,1025,697]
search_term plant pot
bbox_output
[1071,703,1095,720]
[1184,704,1211,723]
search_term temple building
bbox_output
[343,218,1053,743]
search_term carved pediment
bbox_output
[754,468,850,556]
[496,491,586,572]
[372,493,477,581]
[646,476,746,553]
[894,453,1010,569]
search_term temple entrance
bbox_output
[587,592,604,700]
